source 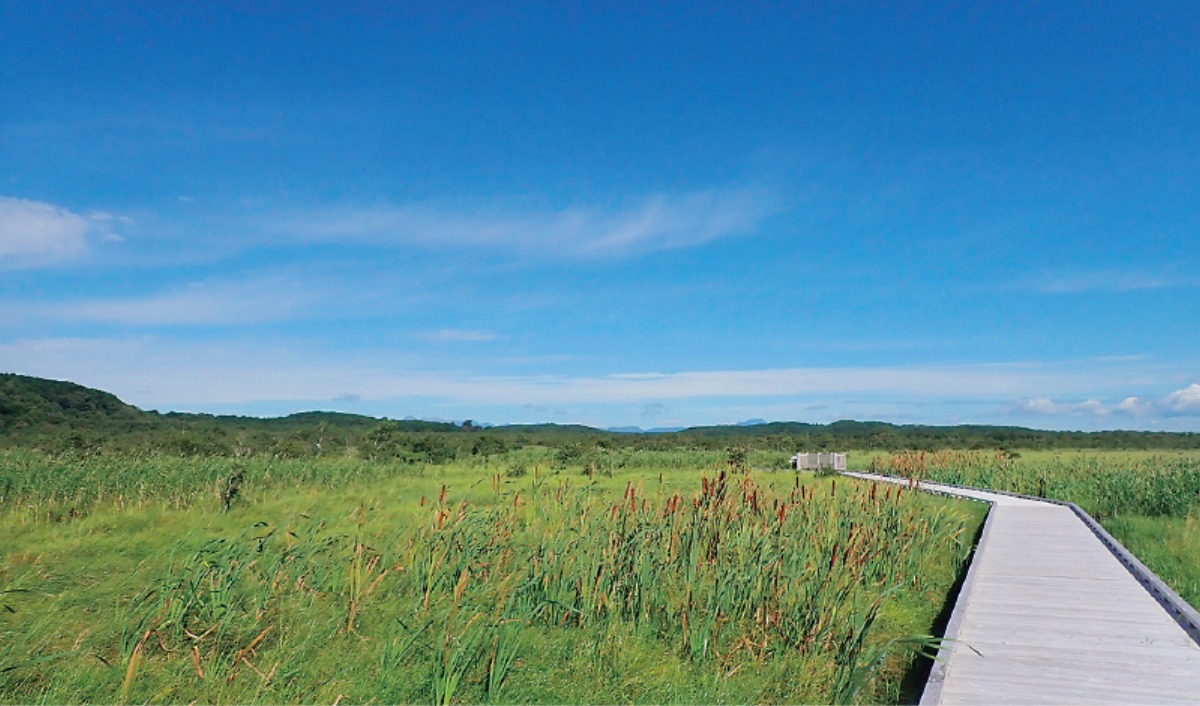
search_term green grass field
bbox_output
[0,454,985,704]
[6,446,1195,703]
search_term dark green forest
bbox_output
[2,372,1198,459]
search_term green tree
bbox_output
[471,435,507,459]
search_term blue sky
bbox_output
[2,2,1198,431]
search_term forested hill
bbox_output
[1,372,1198,455]
[0,373,460,454]
[0,373,147,432]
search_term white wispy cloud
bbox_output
[0,196,95,267]
[3,274,337,326]
[265,189,775,261]
[1012,398,1109,417]
[1014,383,1200,420]
[0,197,133,269]
[1162,384,1200,415]
[418,329,499,343]
[1116,396,1155,415]
[0,337,1165,411]
[1027,270,1198,294]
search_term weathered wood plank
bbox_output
[844,471,1200,704]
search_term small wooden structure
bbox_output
[790,452,846,471]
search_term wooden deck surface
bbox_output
[845,472,1200,705]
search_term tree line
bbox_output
[2,373,1198,459]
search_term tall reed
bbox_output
[113,470,976,702]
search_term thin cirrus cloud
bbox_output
[1011,398,1109,417]
[0,337,1159,410]
[0,196,128,269]
[265,189,775,261]
[1027,270,1199,294]
[418,329,499,343]
[4,274,334,327]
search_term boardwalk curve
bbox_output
[845,471,1200,705]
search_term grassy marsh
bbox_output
[0,454,984,704]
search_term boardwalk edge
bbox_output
[1064,501,1200,646]
[841,469,1200,703]
[917,500,994,706]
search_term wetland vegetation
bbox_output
[0,454,983,703]
[3,374,1198,703]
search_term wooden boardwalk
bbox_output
[845,472,1200,705]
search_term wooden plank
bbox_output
[844,472,1200,704]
